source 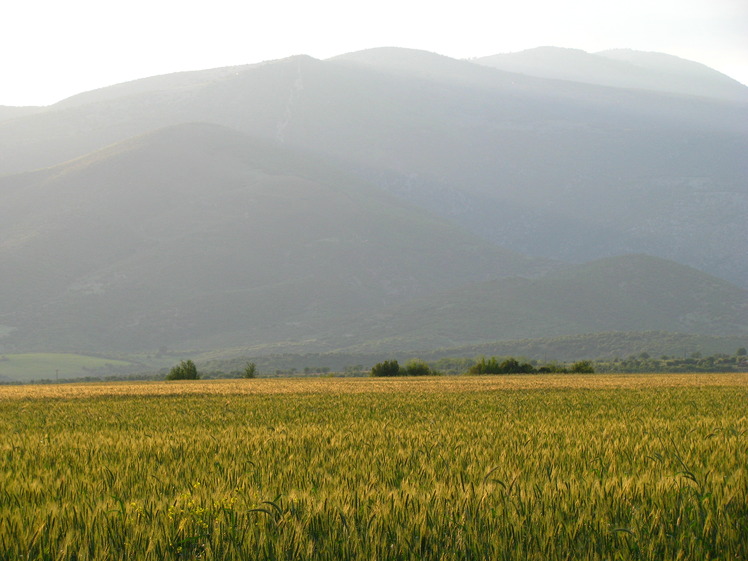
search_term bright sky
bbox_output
[2,0,746,106]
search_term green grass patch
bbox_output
[0,353,138,382]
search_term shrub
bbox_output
[370,360,400,377]
[469,356,535,375]
[468,356,501,375]
[570,360,595,373]
[403,359,434,376]
[498,358,535,374]
[167,359,199,380]
[537,362,568,373]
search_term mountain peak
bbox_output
[330,47,464,74]
[332,46,451,61]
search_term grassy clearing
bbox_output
[0,353,140,382]
[0,374,746,560]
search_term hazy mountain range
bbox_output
[1,46,746,355]
[475,47,748,102]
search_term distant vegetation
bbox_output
[2,335,746,384]
[402,358,434,377]
[166,359,199,380]
[190,331,748,377]
[594,350,748,373]
[468,357,594,374]
[243,361,256,379]
[370,359,436,377]
[442,331,748,363]
[190,350,747,379]
[370,359,401,377]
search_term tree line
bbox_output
[164,348,748,380]
[368,356,593,376]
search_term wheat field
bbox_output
[1,374,746,560]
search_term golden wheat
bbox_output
[0,374,746,560]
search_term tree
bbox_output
[498,358,536,374]
[468,356,536,375]
[370,360,400,377]
[537,361,567,374]
[570,360,595,373]
[404,358,434,376]
[468,356,501,375]
[167,359,199,380]
[243,361,257,379]
[737,347,747,356]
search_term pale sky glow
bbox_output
[2,0,746,106]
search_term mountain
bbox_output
[330,48,748,287]
[1,47,746,354]
[475,47,748,102]
[0,123,543,352]
[324,255,748,352]
[1,48,744,288]
[52,66,246,110]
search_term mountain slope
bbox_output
[52,66,247,110]
[1,49,738,291]
[329,255,748,351]
[3,49,744,176]
[329,49,748,286]
[0,123,544,352]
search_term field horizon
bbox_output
[2,371,747,399]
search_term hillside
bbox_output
[187,331,748,378]
[424,332,748,363]
[1,47,743,288]
[0,123,542,352]
[324,255,748,352]
[0,46,746,354]
[329,48,748,287]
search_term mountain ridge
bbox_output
[475,46,748,102]
[1,46,745,353]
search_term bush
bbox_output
[570,360,595,373]
[468,357,501,375]
[403,359,434,376]
[167,359,199,380]
[469,356,535,375]
[370,360,400,377]
[537,362,568,373]
[498,358,535,374]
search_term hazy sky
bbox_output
[3,0,746,106]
